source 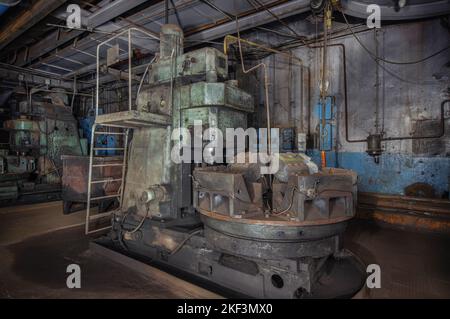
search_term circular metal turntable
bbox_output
[200,208,352,259]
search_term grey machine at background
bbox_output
[0,94,85,204]
[91,24,366,298]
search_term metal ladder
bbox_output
[85,123,130,235]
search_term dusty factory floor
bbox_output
[0,201,449,299]
[346,220,450,299]
[0,201,217,299]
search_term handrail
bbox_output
[96,27,160,117]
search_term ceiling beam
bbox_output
[187,0,310,42]
[31,0,200,77]
[10,0,309,79]
[64,0,311,79]
[9,0,160,67]
[0,0,68,51]
[85,0,152,29]
[0,63,76,90]
[341,0,450,21]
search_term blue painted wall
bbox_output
[0,5,9,17]
[80,108,118,156]
[307,150,449,196]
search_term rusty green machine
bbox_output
[0,96,85,204]
[92,25,365,298]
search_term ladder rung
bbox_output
[90,194,121,201]
[86,226,112,235]
[93,156,122,159]
[93,147,125,151]
[92,163,124,167]
[94,132,126,135]
[88,211,114,220]
[91,178,123,184]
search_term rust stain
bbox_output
[358,208,450,233]
[199,208,353,226]
[150,227,178,251]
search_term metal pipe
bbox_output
[311,42,448,144]
[381,99,449,141]
[321,150,326,168]
[95,27,160,116]
[224,33,313,153]
[224,35,303,65]
[165,0,169,24]
[70,76,77,112]
[128,29,132,111]
[40,62,74,73]
[10,87,93,98]
[137,55,159,99]
[307,66,311,136]
[233,21,272,155]
[170,0,182,27]
[0,1,21,7]
[96,44,100,117]
[323,44,446,142]
[309,43,366,143]
[86,122,97,235]
[120,129,130,209]
[338,43,366,143]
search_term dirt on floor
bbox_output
[0,201,209,299]
[345,220,450,298]
[0,226,196,298]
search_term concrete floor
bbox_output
[0,201,449,299]
[0,201,85,246]
[346,220,450,298]
[0,201,217,299]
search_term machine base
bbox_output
[0,182,61,207]
[103,221,366,299]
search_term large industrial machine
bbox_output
[91,25,366,298]
[0,93,85,204]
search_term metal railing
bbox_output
[95,27,160,117]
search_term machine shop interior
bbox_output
[0,0,449,300]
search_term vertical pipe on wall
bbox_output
[374,29,380,134]
[128,29,132,111]
[300,60,304,133]
[96,45,100,117]
[165,0,169,24]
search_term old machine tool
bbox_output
[0,94,84,204]
[91,25,365,298]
